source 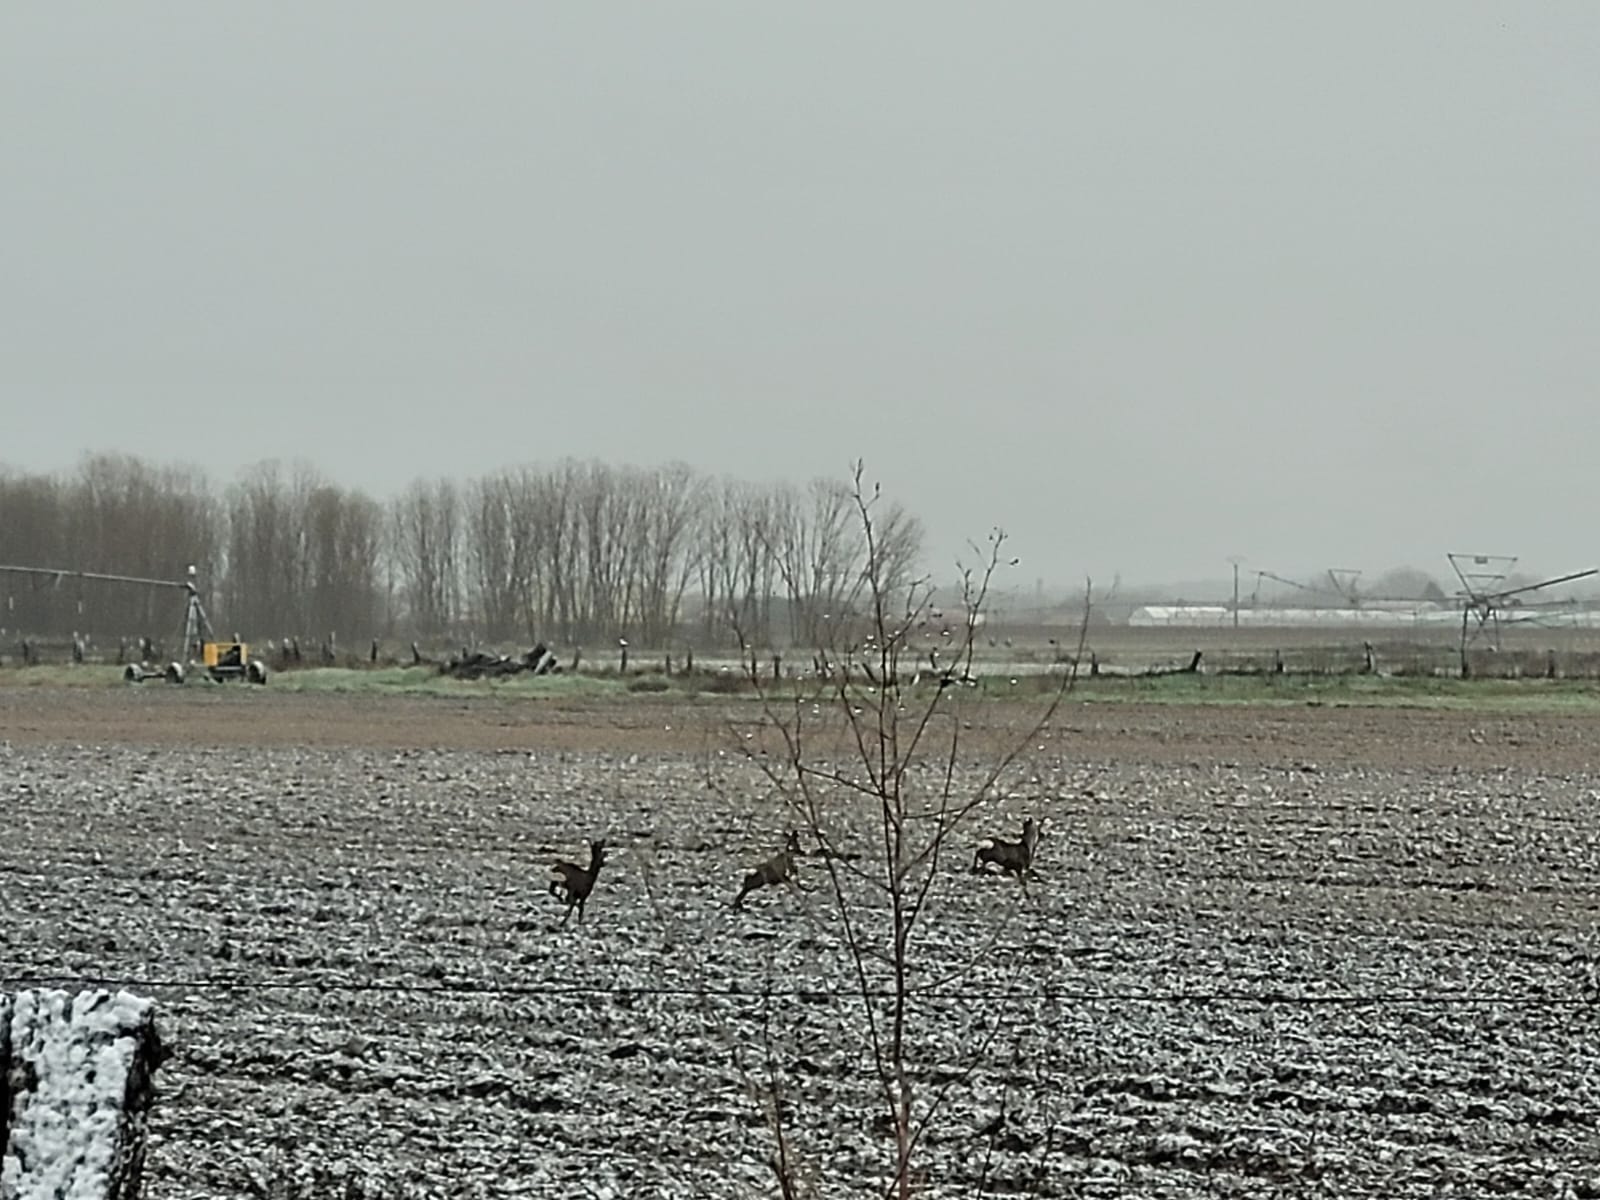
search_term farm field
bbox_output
[3,687,1600,1197]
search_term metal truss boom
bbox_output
[0,562,213,658]
[0,564,194,592]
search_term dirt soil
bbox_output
[3,685,1598,772]
[3,687,1600,1198]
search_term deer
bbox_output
[549,838,607,924]
[733,830,804,910]
[972,817,1041,880]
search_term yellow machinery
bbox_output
[201,639,267,684]
[202,640,243,669]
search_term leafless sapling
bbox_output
[732,462,1089,1199]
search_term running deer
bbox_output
[549,838,607,924]
[972,817,1041,879]
[733,830,804,910]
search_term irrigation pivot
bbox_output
[0,561,265,683]
[1446,553,1599,666]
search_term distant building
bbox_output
[1126,604,1600,628]
[1128,605,1443,628]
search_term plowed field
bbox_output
[3,688,1598,1197]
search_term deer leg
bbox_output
[735,870,763,909]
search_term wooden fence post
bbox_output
[1,988,165,1200]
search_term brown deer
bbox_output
[733,830,804,910]
[972,817,1041,880]
[549,838,607,924]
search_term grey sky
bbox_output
[4,3,1597,588]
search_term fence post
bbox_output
[1,988,165,1200]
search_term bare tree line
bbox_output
[0,453,923,652]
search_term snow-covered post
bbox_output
[1,989,164,1200]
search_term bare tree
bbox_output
[389,477,461,637]
[735,462,1081,1198]
[0,469,68,634]
[577,460,640,638]
[225,460,352,642]
[533,461,581,641]
[0,455,219,640]
[463,458,707,648]
[695,478,790,648]
[634,462,704,645]
[771,476,925,651]
[1,452,938,660]
[224,461,292,637]
[773,477,854,646]
[465,471,523,642]
[302,484,384,644]
[695,478,741,645]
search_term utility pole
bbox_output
[1226,555,1245,630]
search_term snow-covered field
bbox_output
[3,713,1600,1198]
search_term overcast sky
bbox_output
[3,3,1596,588]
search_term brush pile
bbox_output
[438,643,560,680]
